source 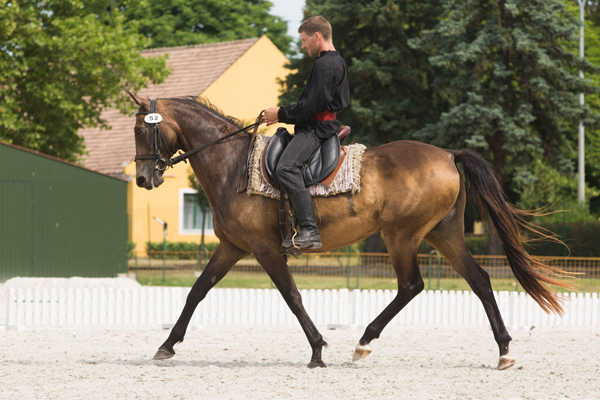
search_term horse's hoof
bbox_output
[352,343,372,362]
[497,355,516,370]
[307,360,327,368]
[152,347,175,360]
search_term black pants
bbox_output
[276,128,324,195]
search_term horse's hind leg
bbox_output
[252,246,328,368]
[424,196,515,370]
[353,234,424,362]
[153,240,248,360]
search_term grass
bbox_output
[134,269,600,293]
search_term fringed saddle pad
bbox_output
[247,134,367,200]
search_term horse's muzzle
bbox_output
[136,169,164,190]
[136,176,148,188]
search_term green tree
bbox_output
[528,1,600,214]
[279,0,442,146]
[280,0,600,210]
[120,0,293,54]
[409,0,600,189]
[573,2,600,193]
[0,0,169,162]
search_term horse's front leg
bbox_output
[253,246,328,368]
[152,241,248,360]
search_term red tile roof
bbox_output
[79,38,258,174]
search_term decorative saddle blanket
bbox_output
[246,134,367,200]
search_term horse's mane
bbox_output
[163,96,243,129]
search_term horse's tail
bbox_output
[450,149,573,315]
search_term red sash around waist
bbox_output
[310,110,337,121]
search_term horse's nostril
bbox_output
[136,176,146,187]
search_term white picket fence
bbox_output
[3,287,599,330]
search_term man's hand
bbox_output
[262,107,280,126]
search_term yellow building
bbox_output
[80,36,289,255]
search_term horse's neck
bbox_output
[179,120,250,208]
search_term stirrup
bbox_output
[281,226,302,257]
[283,246,303,258]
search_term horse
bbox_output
[127,93,570,370]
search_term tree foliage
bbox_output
[0,0,169,162]
[280,0,442,147]
[119,0,293,54]
[575,3,600,193]
[281,0,600,215]
[409,0,599,188]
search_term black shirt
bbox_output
[278,50,350,140]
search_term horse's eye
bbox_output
[135,127,143,135]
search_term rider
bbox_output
[263,16,350,250]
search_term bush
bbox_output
[146,241,219,259]
[457,223,600,257]
[524,221,600,257]
[347,220,600,257]
[332,243,361,253]
[418,235,489,255]
[464,235,489,255]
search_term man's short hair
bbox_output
[298,16,332,41]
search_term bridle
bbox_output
[134,99,175,171]
[134,98,262,171]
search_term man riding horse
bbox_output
[127,13,572,371]
[263,16,350,250]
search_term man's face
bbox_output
[300,31,320,58]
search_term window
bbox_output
[179,189,214,235]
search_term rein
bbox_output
[135,98,262,171]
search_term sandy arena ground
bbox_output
[0,326,598,400]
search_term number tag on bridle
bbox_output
[144,113,163,124]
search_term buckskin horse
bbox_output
[128,93,570,370]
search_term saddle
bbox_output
[263,126,352,187]
[259,125,351,260]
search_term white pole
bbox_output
[578,0,587,204]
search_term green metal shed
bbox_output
[0,141,128,281]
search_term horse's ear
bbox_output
[125,90,149,109]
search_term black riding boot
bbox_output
[283,189,322,250]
